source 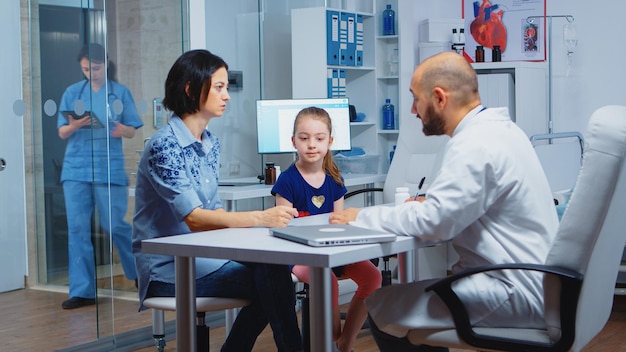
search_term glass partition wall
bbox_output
[24,0,185,348]
[19,0,335,349]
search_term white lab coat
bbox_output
[357,106,559,338]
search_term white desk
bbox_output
[218,173,385,211]
[142,226,419,352]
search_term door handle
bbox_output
[0,158,5,171]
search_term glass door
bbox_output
[28,0,185,346]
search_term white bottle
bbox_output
[275,165,281,180]
[395,186,410,206]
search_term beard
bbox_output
[421,103,446,136]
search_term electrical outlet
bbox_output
[229,161,240,175]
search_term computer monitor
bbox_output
[256,98,352,154]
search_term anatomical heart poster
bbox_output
[463,0,546,62]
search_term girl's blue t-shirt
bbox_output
[271,163,347,217]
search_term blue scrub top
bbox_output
[57,80,144,185]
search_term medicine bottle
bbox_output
[492,45,502,62]
[475,46,484,62]
[452,28,459,45]
[265,162,276,185]
[395,187,410,206]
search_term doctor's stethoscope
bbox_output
[77,79,122,122]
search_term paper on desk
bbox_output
[288,213,330,227]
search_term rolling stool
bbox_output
[143,296,250,352]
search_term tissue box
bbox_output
[334,154,380,174]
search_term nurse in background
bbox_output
[57,42,143,310]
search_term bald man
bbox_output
[329,52,558,351]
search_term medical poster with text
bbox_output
[463,0,546,62]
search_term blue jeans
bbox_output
[148,261,302,352]
[63,181,137,299]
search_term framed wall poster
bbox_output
[462,0,546,62]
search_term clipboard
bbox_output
[61,111,104,129]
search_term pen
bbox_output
[414,177,426,201]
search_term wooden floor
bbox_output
[2,288,626,351]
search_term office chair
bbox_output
[143,296,249,352]
[404,105,626,351]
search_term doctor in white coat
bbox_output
[330,52,558,352]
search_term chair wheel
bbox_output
[154,337,166,352]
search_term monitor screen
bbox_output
[256,98,352,154]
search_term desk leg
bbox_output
[398,250,415,284]
[309,267,333,352]
[366,183,375,207]
[175,256,197,351]
[224,199,235,212]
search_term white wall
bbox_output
[196,1,264,180]
[413,0,626,137]
[547,0,626,134]
[174,1,626,181]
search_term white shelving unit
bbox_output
[374,0,400,172]
[291,1,401,173]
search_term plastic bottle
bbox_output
[452,28,459,44]
[389,144,396,165]
[382,4,395,36]
[275,165,281,180]
[264,162,276,185]
[382,98,395,130]
[395,187,410,206]
[387,48,399,76]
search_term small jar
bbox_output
[475,46,484,62]
[395,187,410,206]
[264,162,276,185]
[492,45,502,62]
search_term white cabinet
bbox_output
[471,61,548,137]
[291,1,401,173]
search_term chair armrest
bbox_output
[425,263,583,352]
[345,187,383,199]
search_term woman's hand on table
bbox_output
[261,206,299,228]
[329,208,360,224]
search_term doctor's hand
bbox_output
[329,208,361,224]
[259,206,299,228]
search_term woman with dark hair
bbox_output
[57,42,142,309]
[132,49,303,352]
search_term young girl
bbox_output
[271,107,382,352]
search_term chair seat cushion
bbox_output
[143,296,249,312]
[406,327,551,351]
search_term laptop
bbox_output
[271,224,396,247]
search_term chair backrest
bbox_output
[384,113,448,203]
[543,105,626,350]
[531,132,584,192]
